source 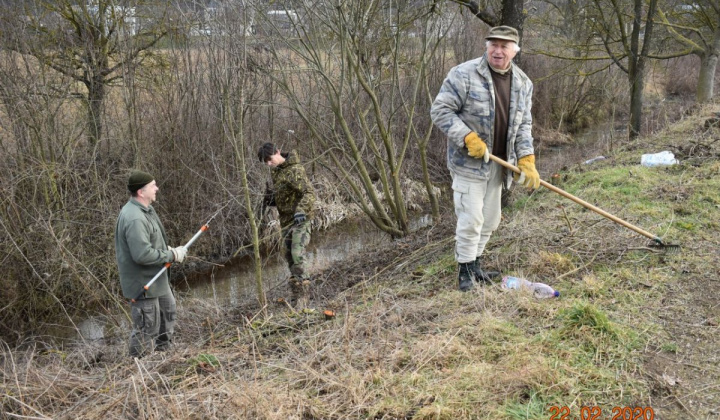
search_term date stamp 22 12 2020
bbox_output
[548,406,655,420]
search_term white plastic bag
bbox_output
[583,156,606,165]
[641,151,678,167]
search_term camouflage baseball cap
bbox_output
[485,26,519,43]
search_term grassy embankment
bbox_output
[2,105,719,419]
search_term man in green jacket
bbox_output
[115,170,187,358]
[258,143,316,310]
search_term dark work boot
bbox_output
[458,262,475,292]
[473,257,500,285]
[289,277,310,311]
[289,277,302,307]
[297,279,310,311]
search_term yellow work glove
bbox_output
[464,132,490,163]
[514,155,540,189]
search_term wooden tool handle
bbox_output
[488,154,660,241]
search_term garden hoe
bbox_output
[490,154,681,253]
[132,207,224,302]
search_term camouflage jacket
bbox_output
[430,53,534,186]
[270,150,316,227]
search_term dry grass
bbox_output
[310,174,441,231]
[3,105,720,419]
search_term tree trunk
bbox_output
[697,53,717,103]
[501,0,526,63]
[501,0,525,38]
[628,62,645,139]
[454,0,527,58]
[697,27,720,103]
[626,0,657,140]
[87,77,105,146]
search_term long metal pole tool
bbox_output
[490,154,680,252]
[132,208,223,302]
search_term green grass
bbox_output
[4,105,719,419]
[503,391,549,420]
[560,302,618,336]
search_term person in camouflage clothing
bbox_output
[430,26,540,292]
[258,143,316,309]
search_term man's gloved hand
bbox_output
[170,245,187,263]
[464,132,490,163]
[514,155,541,189]
[293,212,306,225]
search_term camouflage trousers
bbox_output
[282,220,312,279]
[128,292,176,358]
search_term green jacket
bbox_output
[115,198,174,299]
[271,150,316,227]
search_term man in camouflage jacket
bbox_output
[258,142,316,309]
[430,26,540,292]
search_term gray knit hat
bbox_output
[128,170,154,193]
[485,26,519,43]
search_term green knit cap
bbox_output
[128,170,154,193]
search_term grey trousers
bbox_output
[128,292,176,357]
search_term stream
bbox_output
[51,99,688,345]
[57,214,431,345]
[46,119,638,345]
[174,216,427,306]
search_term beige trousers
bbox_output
[451,162,503,263]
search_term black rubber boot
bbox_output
[473,257,500,285]
[458,262,475,292]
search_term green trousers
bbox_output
[282,220,312,279]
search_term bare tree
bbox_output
[207,1,268,309]
[655,1,720,102]
[529,0,659,139]
[449,0,527,53]
[1,0,169,146]
[255,0,444,237]
[591,0,659,139]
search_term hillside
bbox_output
[2,105,719,419]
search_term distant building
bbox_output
[84,4,139,37]
[256,9,299,36]
[266,10,298,31]
[187,0,255,37]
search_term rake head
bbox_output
[649,238,681,254]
